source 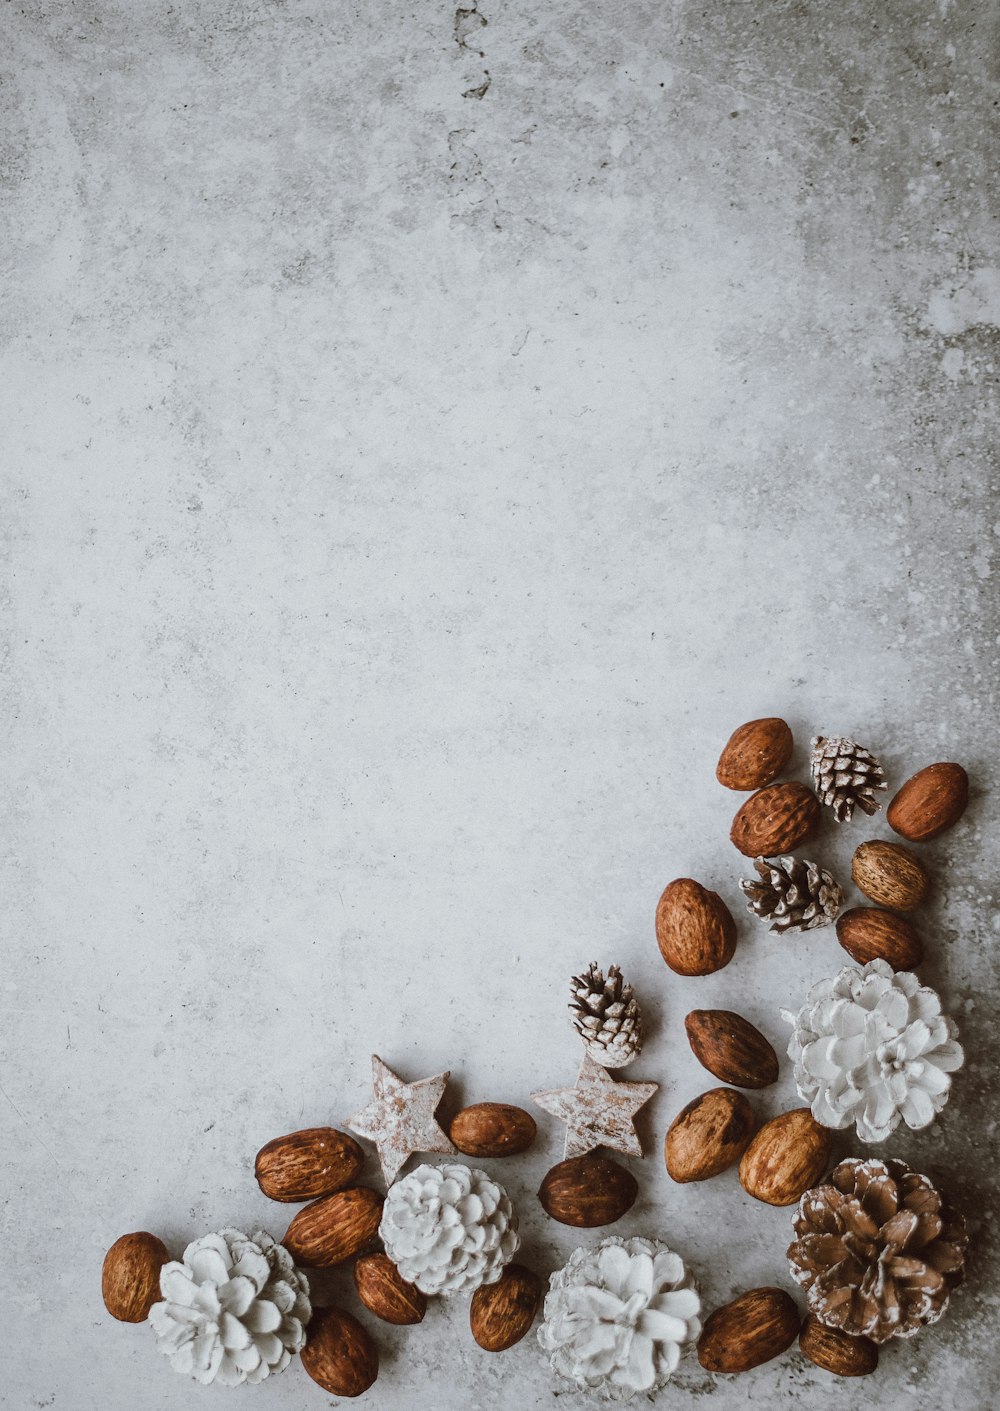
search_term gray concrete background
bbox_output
[2,1,998,1407]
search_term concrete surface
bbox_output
[2,1,998,1407]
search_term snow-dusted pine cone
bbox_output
[788,1157,967,1342]
[149,1229,310,1386]
[379,1162,519,1295]
[781,959,964,1141]
[740,855,842,933]
[570,963,643,1068]
[538,1237,701,1401]
[810,735,887,823]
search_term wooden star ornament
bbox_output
[346,1054,457,1184]
[531,1052,658,1159]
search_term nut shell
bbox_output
[353,1252,426,1325]
[283,1186,384,1267]
[730,782,821,857]
[301,1307,378,1397]
[836,907,923,970]
[470,1262,542,1350]
[255,1126,365,1203]
[888,762,969,841]
[799,1314,878,1377]
[698,1287,801,1372]
[538,1154,638,1227]
[101,1232,169,1323]
[665,1087,757,1183]
[449,1103,536,1157]
[684,1010,779,1089]
[716,717,794,791]
[738,1108,831,1206]
[851,840,929,911]
[656,878,738,976]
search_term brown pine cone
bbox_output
[740,855,842,933]
[810,736,887,823]
[787,1157,967,1343]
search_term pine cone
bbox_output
[149,1229,311,1385]
[379,1162,519,1295]
[538,1236,701,1400]
[788,1157,967,1342]
[810,736,887,823]
[739,855,842,933]
[570,963,643,1068]
[781,958,964,1141]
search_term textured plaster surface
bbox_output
[2,1,999,1407]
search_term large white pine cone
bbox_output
[538,1237,701,1401]
[379,1162,519,1295]
[148,1229,311,1386]
[781,959,964,1142]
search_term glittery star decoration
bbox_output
[531,1053,658,1159]
[346,1054,457,1184]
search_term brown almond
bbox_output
[888,762,969,842]
[353,1252,426,1325]
[255,1127,365,1203]
[656,878,738,976]
[730,781,821,857]
[301,1307,378,1397]
[538,1154,638,1227]
[470,1262,542,1351]
[716,717,794,791]
[799,1314,878,1377]
[684,1010,779,1089]
[283,1187,384,1267]
[738,1108,831,1206]
[698,1287,801,1372]
[449,1103,536,1157]
[836,907,923,970]
[101,1232,169,1323]
[665,1087,757,1183]
[852,840,929,911]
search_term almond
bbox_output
[665,1087,757,1183]
[353,1252,426,1325]
[101,1232,169,1323]
[888,762,969,842]
[470,1262,542,1351]
[716,717,794,791]
[656,878,738,976]
[836,907,923,970]
[283,1187,384,1267]
[852,840,929,911]
[799,1314,878,1377]
[738,1108,831,1206]
[538,1154,638,1227]
[684,1010,779,1089]
[697,1287,801,1372]
[449,1102,536,1157]
[301,1307,378,1397]
[255,1127,365,1203]
[730,781,821,857]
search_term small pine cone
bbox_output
[569,963,642,1069]
[788,1157,967,1342]
[810,736,887,823]
[740,855,842,933]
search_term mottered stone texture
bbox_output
[2,1,998,1407]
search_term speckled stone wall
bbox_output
[3,2,998,1407]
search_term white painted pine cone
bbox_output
[538,1237,701,1401]
[148,1229,310,1386]
[379,1162,519,1295]
[781,959,964,1142]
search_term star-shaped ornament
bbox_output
[346,1054,457,1184]
[531,1052,658,1159]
